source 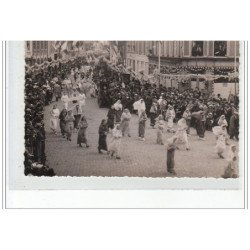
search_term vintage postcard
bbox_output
[5,41,246,192]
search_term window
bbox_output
[33,41,37,50]
[26,42,30,51]
[191,41,203,56]
[183,41,190,56]
[214,41,227,56]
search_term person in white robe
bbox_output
[217,115,228,127]
[61,91,69,110]
[155,115,165,145]
[213,124,229,158]
[63,77,72,97]
[174,118,190,150]
[108,124,123,159]
[133,99,146,117]
[49,104,60,134]
[166,105,176,132]
[113,100,122,110]
[78,91,86,111]
[120,109,132,137]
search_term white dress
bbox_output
[61,94,69,109]
[133,100,146,117]
[166,109,175,129]
[213,126,228,154]
[108,128,122,156]
[79,93,86,109]
[175,118,189,149]
[50,108,60,131]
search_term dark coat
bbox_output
[98,124,108,151]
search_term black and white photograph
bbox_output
[1,2,250,250]
[24,41,240,178]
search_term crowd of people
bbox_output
[25,55,239,178]
[95,58,239,176]
[24,56,95,176]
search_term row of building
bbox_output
[123,41,239,74]
[25,41,106,64]
[115,41,240,98]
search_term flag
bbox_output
[52,41,62,50]
[72,41,78,46]
[61,41,68,52]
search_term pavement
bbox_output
[44,98,239,177]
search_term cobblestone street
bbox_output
[44,98,238,178]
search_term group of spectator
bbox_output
[24,56,93,176]
[95,59,239,141]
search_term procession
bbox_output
[24,41,240,178]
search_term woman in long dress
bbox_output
[107,105,116,131]
[166,136,178,175]
[108,124,122,159]
[113,100,123,123]
[77,116,89,148]
[65,110,75,141]
[49,104,60,134]
[149,102,158,128]
[59,108,68,138]
[61,91,69,110]
[120,109,132,137]
[78,90,86,111]
[174,117,190,150]
[229,112,239,140]
[98,119,109,154]
[166,105,175,133]
[192,110,206,140]
[138,111,147,141]
[155,115,165,145]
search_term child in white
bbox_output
[213,124,229,158]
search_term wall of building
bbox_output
[213,82,239,99]
[25,41,56,64]
[125,41,240,97]
[126,52,149,74]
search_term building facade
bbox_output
[126,41,150,74]
[25,41,107,65]
[125,41,240,98]
[25,41,57,65]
